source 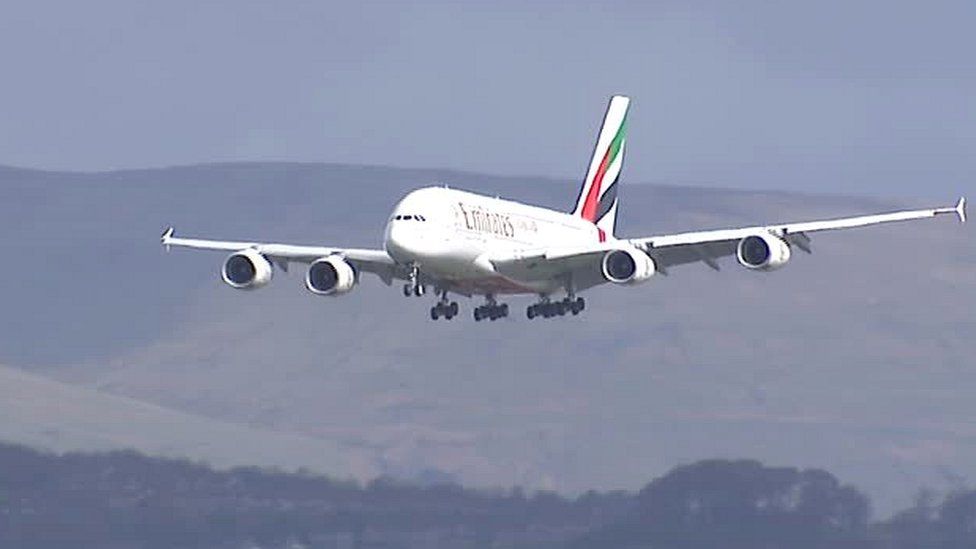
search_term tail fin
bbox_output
[573,95,630,240]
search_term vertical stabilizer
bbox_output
[573,95,630,240]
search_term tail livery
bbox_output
[573,95,630,241]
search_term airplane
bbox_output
[161,95,967,322]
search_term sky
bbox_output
[0,1,973,198]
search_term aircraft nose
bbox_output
[385,223,426,262]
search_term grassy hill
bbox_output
[0,162,971,514]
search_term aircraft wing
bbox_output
[629,197,966,271]
[160,227,400,282]
[491,198,964,286]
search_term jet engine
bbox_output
[736,233,791,271]
[601,247,656,284]
[305,256,357,296]
[221,249,273,289]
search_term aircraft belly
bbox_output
[422,239,558,295]
[449,277,554,296]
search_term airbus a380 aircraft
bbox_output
[161,96,966,322]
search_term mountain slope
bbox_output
[0,162,972,515]
[0,363,371,479]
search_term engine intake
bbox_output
[736,233,791,271]
[221,249,273,289]
[602,247,655,284]
[305,256,356,296]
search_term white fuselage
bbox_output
[383,187,603,295]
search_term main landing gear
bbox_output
[430,289,459,321]
[526,297,585,319]
[474,296,508,322]
[430,300,459,320]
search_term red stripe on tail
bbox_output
[580,146,614,222]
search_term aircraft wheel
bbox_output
[404,284,413,297]
[430,306,439,320]
[576,297,585,312]
[414,284,426,297]
[500,303,509,317]
[450,302,459,317]
[474,307,483,322]
[526,305,536,319]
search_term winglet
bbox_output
[956,197,967,223]
[161,226,174,250]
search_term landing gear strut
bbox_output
[474,296,508,322]
[430,290,459,321]
[526,296,584,319]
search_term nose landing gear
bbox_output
[403,264,426,297]
[404,283,426,297]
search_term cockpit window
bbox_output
[394,214,426,221]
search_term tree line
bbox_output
[0,442,972,548]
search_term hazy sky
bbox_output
[0,1,972,197]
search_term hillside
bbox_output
[0,364,364,479]
[0,162,971,514]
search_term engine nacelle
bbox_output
[221,249,273,290]
[601,247,656,284]
[305,256,357,296]
[736,233,791,271]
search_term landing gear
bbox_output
[403,283,426,296]
[473,296,508,322]
[526,297,584,320]
[430,289,458,321]
[403,264,425,297]
[430,300,459,320]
